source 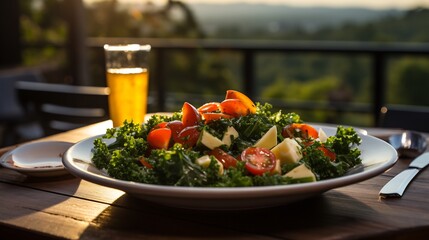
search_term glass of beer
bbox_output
[104,44,151,127]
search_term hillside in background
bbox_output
[294,7,429,42]
[188,3,402,37]
[102,1,428,42]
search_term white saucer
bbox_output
[0,141,73,177]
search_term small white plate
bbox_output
[0,141,73,177]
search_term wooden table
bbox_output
[1,120,429,240]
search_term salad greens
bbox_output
[92,100,362,187]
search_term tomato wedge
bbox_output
[166,120,185,143]
[241,147,276,175]
[197,102,220,114]
[319,146,336,161]
[209,148,238,169]
[151,121,168,130]
[301,140,337,162]
[282,123,318,139]
[201,112,234,123]
[182,102,201,127]
[147,127,172,149]
[176,125,200,148]
[219,99,251,117]
[225,90,257,114]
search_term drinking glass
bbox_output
[104,44,151,127]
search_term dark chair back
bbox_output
[379,105,429,133]
[0,71,44,146]
[16,81,110,136]
[0,71,43,122]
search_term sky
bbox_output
[95,0,429,10]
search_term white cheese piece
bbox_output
[196,155,224,175]
[196,155,211,168]
[271,159,282,175]
[270,138,302,164]
[318,128,328,143]
[253,125,277,149]
[222,126,239,147]
[283,164,316,182]
[200,130,224,150]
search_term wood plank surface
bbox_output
[1,120,429,239]
[2,170,429,240]
[0,180,277,240]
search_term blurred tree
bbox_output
[262,76,339,101]
[85,0,203,38]
[20,0,67,44]
[19,0,68,83]
[388,58,429,105]
[143,0,204,38]
[261,76,340,121]
[85,0,234,99]
[307,8,429,42]
[86,0,137,37]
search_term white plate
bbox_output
[1,141,73,177]
[62,126,397,210]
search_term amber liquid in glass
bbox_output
[106,68,148,127]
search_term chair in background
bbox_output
[378,105,429,133]
[15,81,110,136]
[0,71,44,146]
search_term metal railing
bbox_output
[28,38,429,126]
[90,38,429,126]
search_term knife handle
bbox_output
[379,168,420,198]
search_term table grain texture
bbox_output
[1,120,429,240]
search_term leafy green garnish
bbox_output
[149,145,207,186]
[90,102,362,187]
[300,126,361,180]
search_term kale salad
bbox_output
[91,90,362,187]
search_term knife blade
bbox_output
[380,152,429,198]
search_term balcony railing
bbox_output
[24,38,429,127]
[89,38,429,126]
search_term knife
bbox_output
[380,152,429,198]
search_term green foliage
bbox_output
[20,0,67,67]
[388,58,429,105]
[261,76,343,121]
[85,0,139,37]
[262,76,340,100]
[285,8,429,42]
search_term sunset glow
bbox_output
[86,0,429,10]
